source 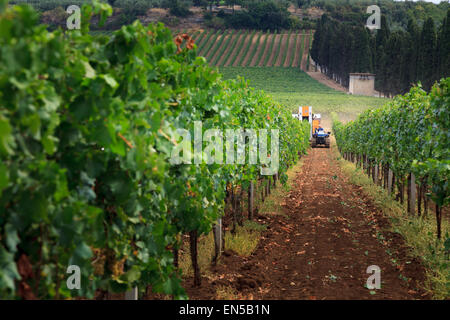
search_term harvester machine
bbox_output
[295,106,331,148]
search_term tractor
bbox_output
[311,127,331,148]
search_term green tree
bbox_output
[406,18,420,85]
[351,26,372,73]
[438,9,450,78]
[418,17,437,90]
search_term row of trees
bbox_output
[311,10,450,96]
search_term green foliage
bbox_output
[168,0,191,17]
[333,79,450,209]
[223,0,291,30]
[311,10,450,95]
[0,1,309,299]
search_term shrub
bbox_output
[224,0,290,30]
[168,0,191,17]
[205,16,226,29]
[203,10,213,21]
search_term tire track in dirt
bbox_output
[266,34,281,67]
[184,145,430,300]
[230,32,252,67]
[217,33,240,66]
[257,34,273,67]
[226,32,247,67]
[241,32,260,66]
[300,32,311,71]
[291,33,303,68]
[192,30,203,43]
[274,34,288,66]
[195,30,208,49]
[198,31,218,57]
[249,34,266,66]
[208,33,230,65]
[223,33,245,67]
[283,33,295,67]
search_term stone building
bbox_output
[348,73,375,96]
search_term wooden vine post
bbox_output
[388,167,393,195]
[125,287,138,300]
[212,218,223,265]
[189,230,201,286]
[248,181,254,220]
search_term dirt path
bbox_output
[230,32,252,67]
[307,70,348,92]
[192,30,204,43]
[249,34,266,66]
[185,145,430,300]
[274,34,288,67]
[291,33,303,68]
[198,31,217,57]
[266,34,281,67]
[241,32,259,66]
[208,33,231,65]
[257,34,273,67]
[300,33,310,71]
[217,33,240,66]
[283,33,295,67]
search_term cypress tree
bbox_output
[375,16,390,93]
[438,9,450,78]
[418,18,437,91]
[406,18,420,85]
[383,32,406,96]
[319,25,331,75]
[351,26,372,73]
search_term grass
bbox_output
[241,31,259,66]
[178,220,267,277]
[219,67,387,124]
[179,232,215,278]
[225,222,263,257]
[333,142,449,299]
[215,285,241,299]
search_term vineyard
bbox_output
[0,1,311,299]
[186,29,313,69]
[333,81,450,239]
[1,0,450,303]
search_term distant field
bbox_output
[219,67,388,127]
[189,30,313,69]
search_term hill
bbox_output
[189,29,313,69]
